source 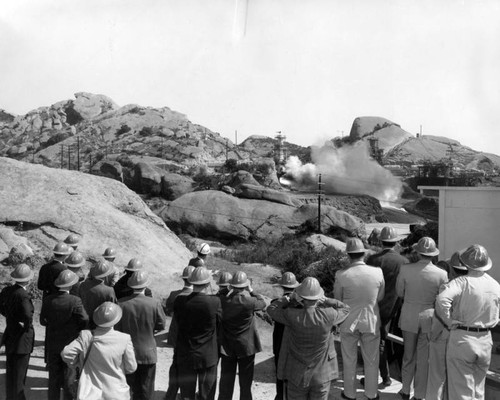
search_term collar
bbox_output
[350,260,366,266]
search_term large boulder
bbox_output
[91,160,123,182]
[305,234,347,253]
[160,173,194,200]
[0,157,190,293]
[235,184,303,207]
[161,190,364,242]
[72,92,119,120]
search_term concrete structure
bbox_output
[418,186,500,283]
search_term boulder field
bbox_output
[0,157,191,294]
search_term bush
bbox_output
[139,126,154,137]
[115,124,131,137]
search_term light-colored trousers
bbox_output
[285,379,331,400]
[446,330,492,400]
[426,335,448,400]
[340,331,380,399]
[401,330,430,398]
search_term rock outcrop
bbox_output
[161,190,364,242]
[0,157,191,293]
[235,184,303,207]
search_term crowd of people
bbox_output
[0,228,499,400]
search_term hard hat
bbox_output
[346,238,366,254]
[182,265,196,280]
[126,258,143,272]
[93,302,122,328]
[11,264,34,282]
[197,243,211,255]
[274,272,299,288]
[230,271,249,288]
[65,251,86,268]
[295,277,324,300]
[412,237,439,256]
[93,260,114,279]
[127,270,150,289]
[217,271,233,287]
[191,258,205,267]
[55,270,79,288]
[459,244,492,271]
[380,226,400,242]
[64,234,80,247]
[188,266,212,285]
[449,249,468,271]
[102,247,117,260]
[53,242,72,256]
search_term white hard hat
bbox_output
[197,243,211,255]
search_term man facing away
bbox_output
[218,271,268,400]
[0,264,35,400]
[267,276,350,400]
[396,236,448,400]
[364,226,408,387]
[334,238,385,400]
[116,270,166,400]
[40,270,88,400]
[174,266,222,400]
[38,241,72,298]
[436,244,500,400]
[114,258,152,300]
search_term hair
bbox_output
[348,252,365,261]
[452,267,468,276]
[382,241,396,248]
[193,282,210,292]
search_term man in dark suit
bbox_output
[116,270,166,400]
[364,226,409,387]
[40,269,89,400]
[174,266,221,400]
[114,258,152,300]
[218,271,268,400]
[79,259,117,328]
[164,265,195,400]
[0,264,35,400]
[37,241,71,298]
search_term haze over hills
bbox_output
[1,93,499,181]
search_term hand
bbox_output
[18,322,25,328]
[450,320,463,329]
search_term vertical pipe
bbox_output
[318,173,322,233]
[68,145,71,170]
[77,136,80,171]
[61,145,64,168]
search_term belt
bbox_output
[457,325,490,332]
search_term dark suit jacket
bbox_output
[116,293,166,364]
[0,284,35,355]
[40,291,88,354]
[174,292,221,369]
[79,278,117,326]
[220,291,266,358]
[114,271,152,300]
[37,259,66,296]
[165,286,193,345]
[366,248,408,322]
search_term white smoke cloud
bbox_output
[284,141,402,202]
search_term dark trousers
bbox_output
[126,364,156,400]
[379,320,391,380]
[218,354,255,400]
[6,353,30,400]
[165,352,179,400]
[47,352,75,400]
[274,355,284,400]
[177,357,217,400]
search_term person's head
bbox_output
[64,251,86,271]
[459,244,492,276]
[125,258,143,274]
[197,243,211,260]
[229,271,250,293]
[188,266,212,293]
[217,271,233,289]
[182,265,196,285]
[91,259,114,282]
[294,277,324,307]
[11,264,34,287]
[412,236,439,260]
[274,271,299,294]
[55,270,79,291]
[346,238,366,262]
[93,302,122,329]
[102,247,117,262]
[448,249,468,278]
[379,226,400,248]
[64,234,80,250]
[53,242,72,261]
[127,270,150,294]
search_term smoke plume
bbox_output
[285,141,402,202]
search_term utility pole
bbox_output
[225,138,228,162]
[77,136,80,171]
[317,174,323,233]
[235,130,238,146]
[68,145,71,170]
[60,144,64,169]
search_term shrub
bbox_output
[115,124,131,137]
[139,126,154,137]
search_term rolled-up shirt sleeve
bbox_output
[435,279,462,328]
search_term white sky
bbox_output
[1,0,500,155]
